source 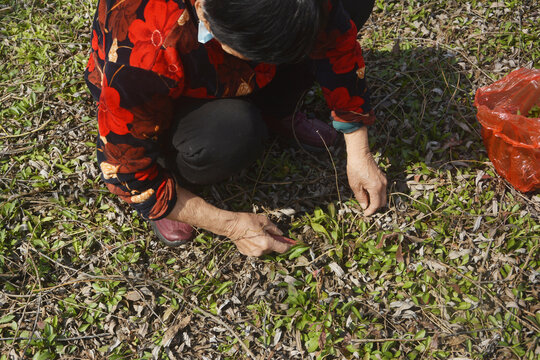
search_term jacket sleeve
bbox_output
[95,62,180,220]
[84,0,188,220]
[310,0,375,133]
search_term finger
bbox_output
[262,221,283,236]
[267,235,292,254]
[234,234,269,257]
[241,233,290,256]
[354,186,369,210]
[255,214,281,234]
[364,188,384,216]
[235,241,261,257]
[364,202,378,216]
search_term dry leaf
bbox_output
[125,290,141,301]
[163,315,192,347]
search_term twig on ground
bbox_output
[0,333,112,342]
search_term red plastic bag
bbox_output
[474,68,540,192]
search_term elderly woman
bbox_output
[85,0,387,256]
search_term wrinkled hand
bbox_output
[347,150,388,216]
[226,213,293,257]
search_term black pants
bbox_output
[168,0,375,186]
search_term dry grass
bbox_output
[0,0,539,359]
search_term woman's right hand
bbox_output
[167,186,292,257]
[226,213,293,256]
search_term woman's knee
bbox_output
[171,99,267,184]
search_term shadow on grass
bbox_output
[367,45,486,188]
[204,45,488,218]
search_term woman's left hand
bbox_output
[347,150,387,216]
[344,127,388,216]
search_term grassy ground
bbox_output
[1,0,539,359]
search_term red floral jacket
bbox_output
[85,0,374,220]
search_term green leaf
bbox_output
[327,203,336,218]
[306,332,320,352]
[33,351,53,360]
[54,163,73,174]
[78,323,90,332]
[382,340,395,353]
[288,245,310,260]
[215,281,233,295]
[311,222,327,234]
[512,346,526,357]
[0,315,15,324]
[351,306,362,320]
[402,281,414,289]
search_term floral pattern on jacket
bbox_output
[85,0,374,220]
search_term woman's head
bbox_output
[196,0,325,64]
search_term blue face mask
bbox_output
[198,21,214,43]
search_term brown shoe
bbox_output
[150,218,194,247]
